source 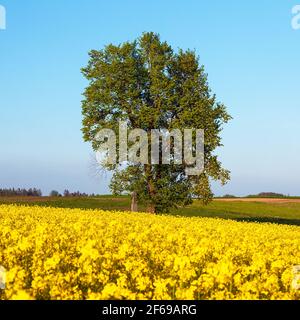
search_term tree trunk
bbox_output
[131,191,138,212]
[147,179,156,214]
[147,204,156,214]
[144,163,156,214]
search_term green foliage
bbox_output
[246,192,286,198]
[222,194,237,198]
[81,32,231,213]
[49,190,61,197]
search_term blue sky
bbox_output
[0,0,300,196]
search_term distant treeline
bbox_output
[49,190,91,197]
[222,192,288,198]
[0,188,42,197]
[0,188,94,198]
[246,192,287,198]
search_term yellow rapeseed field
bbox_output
[0,204,300,300]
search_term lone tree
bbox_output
[82,32,231,213]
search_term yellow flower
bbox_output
[0,204,300,300]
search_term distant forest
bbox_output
[0,188,291,199]
[0,188,42,197]
[222,192,288,198]
[0,188,92,197]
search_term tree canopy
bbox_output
[82,32,231,213]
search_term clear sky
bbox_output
[0,0,299,196]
